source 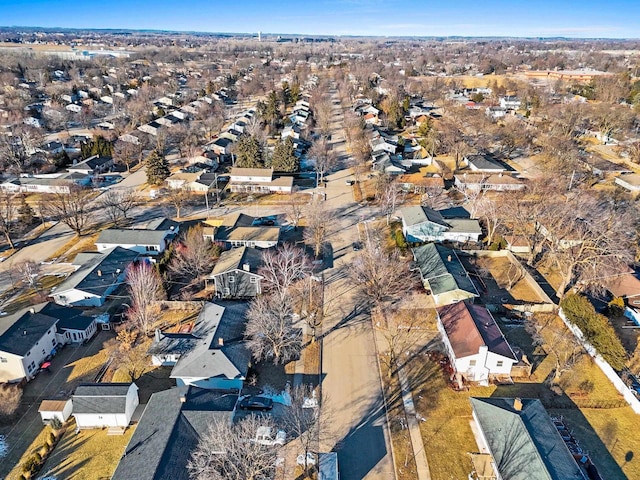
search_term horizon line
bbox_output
[1,25,638,41]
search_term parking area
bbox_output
[0,330,113,478]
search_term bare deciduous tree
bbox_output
[259,243,312,302]
[349,229,412,316]
[126,261,166,336]
[525,314,583,383]
[169,225,220,284]
[245,295,302,365]
[286,187,307,231]
[16,260,41,290]
[113,138,143,173]
[104,328,153,382]
[44,187,94,236]
[303,200,334,258]
[307,137,336,184]
[165,186,193,219]
[188,414,280,480]
[0,191,17,249]
[376,175,404,225]
[99,189,139,227]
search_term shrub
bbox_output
[609,296,625,316]
[561,293,627,370]
[47,432,56,445]
[49,417,63,431]
[395,229,407,249]
[22,456,39,474]
[33,452,42,463]
[0,383,22,418]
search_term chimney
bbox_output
[29,308,35,314]
[218,337,224,347]
[242,263,250,272]
[514,398,523,411]
[23,330,27,336]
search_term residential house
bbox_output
[95,227,176,256]
[0,305,60,382]
[67,155,114,176]
[454,173,525,192]
[615,173,640,193]
[470,397,587,480]
[228,167,294,194]
[39,302,98,344]
[138,122,161,137]
[486,106,507,119]
[412,243,479,306]
[72,383,139,429]
[51,246,139,307]
[461,154,506,173]
[165,171,212,193]
[0,175,74,194]
[499,96,521,110]
[401,205,482,244]
[504,235,531,254]
[111,386,237,480]
[206,213,281,248]
[437,301,517,384]
[208,136,233,156]
[38,399,72,425]
[148,302,251,390]
[208,246,264,298]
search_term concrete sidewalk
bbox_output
[397,366,432,480]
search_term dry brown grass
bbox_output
[35,418,134,480]
[473,255,545,303]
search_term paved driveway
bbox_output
[0,330,112,478]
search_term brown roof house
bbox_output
[437,301,517,385]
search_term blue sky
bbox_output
[0,0,638,38]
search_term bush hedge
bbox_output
[560,293,627,370]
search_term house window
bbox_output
[228,276,235,283]
[250,277,257,284]
[496,361,504,367]
[52,339,56,346]
[469,360,477,367]
[42,349,46,356]
[224,288,230,296]
[0,357,7,363]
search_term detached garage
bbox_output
[72,383,139,429]
[39,399,72,424]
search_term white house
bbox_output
[72,383,139,429]
[38,399,72,425]
[51,247,139,307]
[228,167,294,194]
[499,96,521,110]
[401,206,482,244]
[437,301,517,384]
[95,227,176,256]
[0,305,60,383]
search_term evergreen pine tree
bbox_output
[235,135,263,168]
[146,150,171,185]
[271,137,298,172]
[17,196,34,227]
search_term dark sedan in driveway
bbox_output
[239,396,273,411]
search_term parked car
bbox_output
[239,396,273,411]
[345,180,355,186]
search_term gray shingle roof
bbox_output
[466,154,506,171]
[169,302,250,381]
[40,302,95,332]
[401,206,449,228]
[0,304,58,357]
[55,246,139,297]
[111,387,237,480]
[73,383,135,414]
[412,244,478,297]
[96,229,168,246]
[470,397,587,480]
[210,246,264,277]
